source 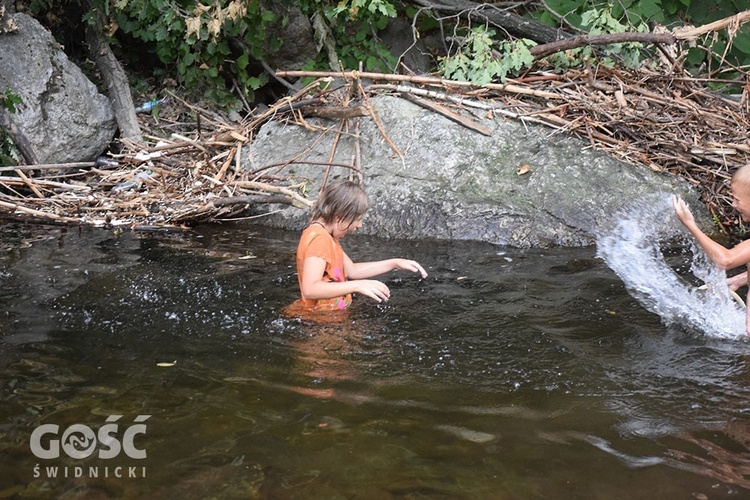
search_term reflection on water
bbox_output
[1,222,750,498]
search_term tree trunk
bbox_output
[0,107,38,165]
[407,0,568,44]
[85,8,142,142]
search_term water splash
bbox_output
[596,193,745,339]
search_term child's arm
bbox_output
[728,271,748,292]
[673,195,750,270]
[301,256,391,303]
[345,256,428,280]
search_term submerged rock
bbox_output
[435,424,496,443]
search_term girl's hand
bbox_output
[354,279,391,303]
[394,259,428,278]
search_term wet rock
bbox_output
[435,424,496,443]
[244,94,699,248]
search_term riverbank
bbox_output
[0,67,746,242]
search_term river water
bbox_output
[1,207,750,498]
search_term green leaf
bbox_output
[236,53,249,70]
[545,0,585,17]
[733,32,750,55]
[247,76,263,90]
[365,55,380,70]
[635,0,664,22]
[262,10,276,23]
[686,47,705,66]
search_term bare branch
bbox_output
[530,32,676,59]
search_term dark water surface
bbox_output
[1,223,750,499]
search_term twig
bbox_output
[276,70,563,100]
[400,93,492,136]
[358,80,403,158]
[233,181,313,207]
[0,200,81,223]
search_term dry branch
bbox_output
[673,10,750,40]
[275,70,563,100]
[401,93,492,136]
[0,107,38,165]
[530,10,750,59]
[530,32,676,59]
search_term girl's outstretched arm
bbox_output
[345,256,428,280]
[301,256,391,303]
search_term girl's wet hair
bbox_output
[311,180,370,225]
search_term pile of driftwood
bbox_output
[0,92,317,230]
[0,64,748,235]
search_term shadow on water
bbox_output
[1,220,750,498]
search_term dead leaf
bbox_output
[516,164,531,175]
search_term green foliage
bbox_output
[85,0,399,107]
[0,90,22,114]
[299,0,398,72]
[437,4,649,84]
[26,0,749,107]
[535,0,586,30]
[0,90,22,166]
[579,5,648,68]
[535,3,648,69]
[535,0,750,80]
[328,0,396,19]
[91,0,278,109]
[440,26,536,85]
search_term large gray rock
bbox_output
[0,13,116,163]
[244,94,698,247]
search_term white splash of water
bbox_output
[596,192,745,339]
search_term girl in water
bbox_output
[287,180,427,314]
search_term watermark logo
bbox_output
[30,415,150,460]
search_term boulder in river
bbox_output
[244,94,698,247]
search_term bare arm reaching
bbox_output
[301,256,392,303]
[673,195,750,270]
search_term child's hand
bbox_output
[354,279,391,303]
[394,259,428,278]
[672,195,695,226]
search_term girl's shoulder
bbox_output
[302,223,330,238]
[300,223,334,249]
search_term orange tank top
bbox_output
[291,223,352,311]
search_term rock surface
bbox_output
[245,94,700,248]
[0,13,116,163]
